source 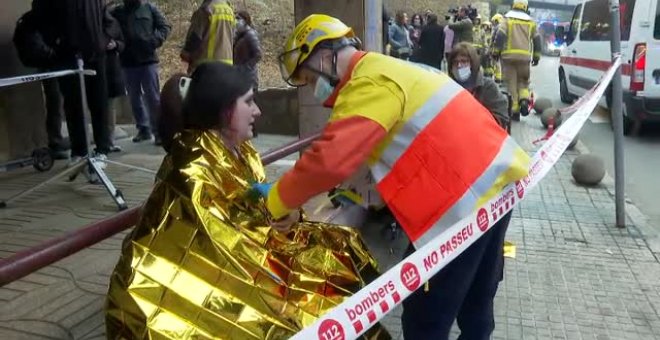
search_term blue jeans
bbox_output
[401,211,512,340]
[123,64,160,135]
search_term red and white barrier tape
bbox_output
[293,57,622,340]
[0,69,96,88]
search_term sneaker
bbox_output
[109,145,123,153]
[132,131,153,143]
[93,153,108,170]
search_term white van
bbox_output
[558,0,660,135]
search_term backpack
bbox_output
[12,10,55,68]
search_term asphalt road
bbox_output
[529,56,660,231]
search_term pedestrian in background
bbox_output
[181,0,235,73]
[33,0,114,163]
[233,10,262,92]
[388,11,412,60]
[112,0,171,145]
[103,4,125,153]
[12,6,69,159]
[412,13,445,70]
[443,17,455,71]
[448,7,474,44]
[408,13,424,49]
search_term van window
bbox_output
[580,0,635,41]
[567,3,582,44]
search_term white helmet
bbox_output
[513,0,529,11]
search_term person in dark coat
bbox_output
[233,10,262,92]
[412,14,445,70]
[32,0,113,162]
[103,4,126,152]
[111,0,171,145]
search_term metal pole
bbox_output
[609,0,625,228]
[364,0,383,53]
[76,57,93,157]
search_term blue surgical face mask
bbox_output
[314,76,335,103]
[453,65,472,82]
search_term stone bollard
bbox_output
[572,154,606,186]
[541,108,562,129]
[534,97,552,115]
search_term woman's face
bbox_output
[413,16,421,26]
[451,54,471,72]
[227,89,261,143]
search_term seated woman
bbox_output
[448,42,510,129]
[105,62,389,339]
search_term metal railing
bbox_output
[0,132,321,286]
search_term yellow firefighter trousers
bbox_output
[502,59,531,113]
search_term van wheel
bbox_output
[559,71,574,104]
[609,104,637,136]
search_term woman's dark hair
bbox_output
[236,10,252,27]
[182,61,252,130]
[159,72,186,152]
[448,42,481,76]
[411,13,423,25]
[427,14,438,24]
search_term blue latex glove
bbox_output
[251,182,273,198]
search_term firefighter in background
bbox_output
[256,14,531,339]
[180,0,235,73]
[490,13,504,83]
[479,21,494,78]
[494,0,541,119]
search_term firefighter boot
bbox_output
[519,99,530,117]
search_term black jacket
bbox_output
[233,27,262,88]
[104,7,126,98]
[412,23,445,69]
[111,1,171,67]
[32,0,108,66]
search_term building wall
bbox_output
[0,1,48,162]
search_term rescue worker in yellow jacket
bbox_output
[253,14,531,339]
[494,0,541,118]
[180,0,235,73]
[491,13,505,83]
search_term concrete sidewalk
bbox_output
[1,118,660,340]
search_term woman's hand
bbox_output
[271,210,300,233]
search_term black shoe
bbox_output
[49,148,69,160]
[512,113,521,121]
[132,131,153,143]
[519,99,530,117]
[109,145,123,153]
[154,136,162,146]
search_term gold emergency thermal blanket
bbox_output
[105,130,390,339]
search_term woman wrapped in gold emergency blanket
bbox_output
[105,62,390,339]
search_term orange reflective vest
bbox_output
[267,52,530,247]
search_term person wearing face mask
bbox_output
[449,42,510,129]
[106,61,390,339]
[253,15,531,339]
[181,0,235,73]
